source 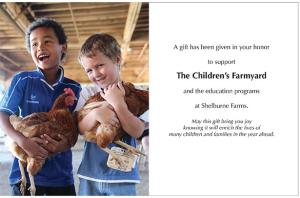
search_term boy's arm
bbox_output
[75,86,99,134]
[78,106,119,134]
[0,112,48,159]
[100,82,144,138]
[114,102,145,138]
[78,109,100,134]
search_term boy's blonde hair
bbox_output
[78,33,121,65]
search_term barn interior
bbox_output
[0,2,149,90]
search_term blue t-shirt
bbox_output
[0,66,81,187]
[78,135,140,183]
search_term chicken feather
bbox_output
[77,82,148,153]
[7,88,78,196]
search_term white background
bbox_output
[149,3,298,195]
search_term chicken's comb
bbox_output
[64,88,75,97]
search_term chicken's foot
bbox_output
[28,173,36,196]
[114,140,146,156]
[18,160,27,195]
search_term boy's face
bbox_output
[30,27,67,71]
[81,51,120,89]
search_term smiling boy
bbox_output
[0,17,81,195]
[75,33,148,196]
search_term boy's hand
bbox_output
[20,137,48,160]
[100,82,126,109]
[40,134,69,154]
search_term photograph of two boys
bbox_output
[0,2,149,196]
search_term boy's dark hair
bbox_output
[78,33,121,65]
[25,17,67,60]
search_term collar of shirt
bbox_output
[36,65,64,87]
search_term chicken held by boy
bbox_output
[8,88,78,196]
[77,82,148,156]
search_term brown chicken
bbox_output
[7,88,78,196]
[77,82,148,161]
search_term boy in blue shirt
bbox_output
[0,17,81,195]
[75,33,148,195]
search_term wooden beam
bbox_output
[13,3,31,21]
[64,24,126,31]
[68,3,80,43]
[0,52,21,68]
[0,5,24,35]
[36,8,128,18]
[4,3,30,32]
[62,19,130,28]
[135,63,148,81]
[0,61,14,75]
[53,13,133,23]
[121,2,142,64]
[31,3,128,12]
[0,35,22,39]
[138,41,148,60]
[27,4,36,20]
[67,31,123,38]
[0,43,25,50]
